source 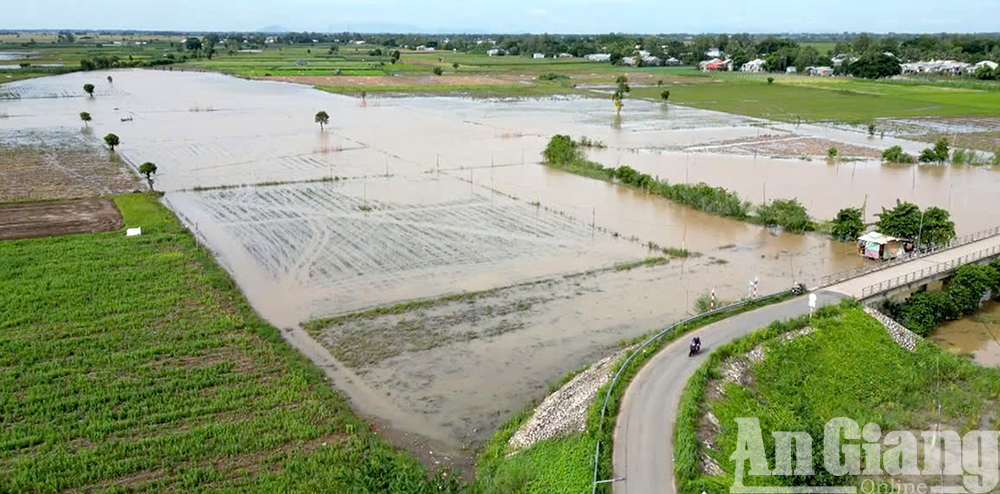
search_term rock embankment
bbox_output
[863,306,918,352]
[507,350,626,452]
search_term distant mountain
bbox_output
[257,25,289,33]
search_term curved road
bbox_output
[612,291,844,494]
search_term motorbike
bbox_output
[689,339,701,357]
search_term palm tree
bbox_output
[80,112,92,127]
[315,111,329,130]
[613,75,630,115]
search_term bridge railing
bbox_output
[819,225,1000,288]
[860,244,1000,299]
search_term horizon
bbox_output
[4,0,996,35]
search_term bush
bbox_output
[766,77,774,84]
[882,145,916,163]
[827,147,838,159]
[539,72,568,81]
[898,263,1000,335]
[831,207,864,241]
[753,198,813,232]
[541,135,580,165]
[660,90,670,101]
[432,67,443,76]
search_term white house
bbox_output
[585,53,612,62]
[705,48,721,58]
[741,58,766,72]
[786,66,797,74]
[665,57,681,66]
[973,60,998,71]
[533,53,545,59]
[806,66,834,76]
[487,48,501,57]
[558,53,573,58]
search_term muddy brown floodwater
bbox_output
[4,69,999,473]
[932,301,1000,366]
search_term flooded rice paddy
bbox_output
[4,69,999,460]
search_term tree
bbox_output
[138,162,157,190]
[79,112,91,127]
[612,75,629,115]
[542,135,581,165]
[432,66,443,76]
[875,200,921,239]
[314,111,329,130]
[933,138,950,162]
[83,83,95,97]
[107,75,113,84]
[766,77,774,84]
[847,53,901,79]
[753,198,812,232]
[452,62,459,72]
[920,206,956,244]
[660,90,670,101]
[831,207,864,241]
[104,133,120,151]
[827,147,838,160]
[185,37,203,51]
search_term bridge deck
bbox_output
[825,235,1000,299]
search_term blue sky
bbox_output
[7,0,995,33]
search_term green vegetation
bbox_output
[470,289,797,494]
[918,137,951,163]
[103,133,120,151]
[612,75,629,114]
[542,135,818,232]
[882,261,1000,335]
[79,111,91,127]
[139,162,157,190]
[0,194,454,493]
[830,207,865,241]
[827,146,837,159]
[875,200,955,243]
[315,110,329,130]
[675,301,1000,494]
[881,145,916,163]
[83,83,95,97]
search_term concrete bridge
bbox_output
[820,226,1000,302]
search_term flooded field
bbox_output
[932,300,1000,366]
[0,128,139,202]
[3,69,998,464]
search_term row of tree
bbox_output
[881,260,1000,335]
[830,200,955,245]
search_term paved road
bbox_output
[612,291,844,494]
[611,233,1000,494]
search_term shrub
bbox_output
[898,263,1000,335]
[831,207,864,241]
[432,67,443,76]
[766,77,774,84]
[868,122,877,136]
[539,72,568,81]
[882,145,915,163]
[827,147,838,159]
[660,90,670,101]
[541,135,580,165]
[753,198,813,232]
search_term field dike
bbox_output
[674,301,1000,494]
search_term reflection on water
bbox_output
[932,300,1000,366]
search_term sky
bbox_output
[6,0,997,34]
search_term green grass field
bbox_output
[674,302,1000,494]
[0,194,452,493]
[634,72,1000,123]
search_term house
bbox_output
[642,55,663,66]
[620,56,637,66]
[972,60,999,72]
[705,48,721,58]
[665,57,681,66]
[353,40,366,45]
[558,53,573,58]
[786,66,797,74]
[638,50,650,58]
[585,53,612,62]
[533,53,545,59]
[857,232,903,260]
[699,58,732,71]
[295,59,307,66]
[487,48,501,57]
[741,58,766,72]
[806,66,834,76]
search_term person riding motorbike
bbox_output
[689,336,701,356]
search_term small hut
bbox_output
[857,232,902,260]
